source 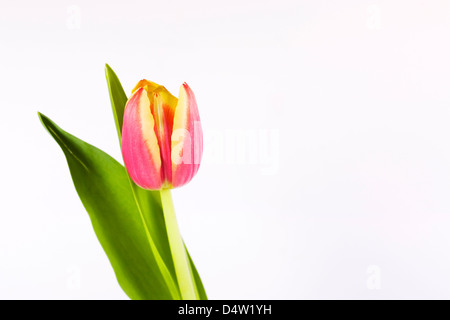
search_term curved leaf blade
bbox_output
[38,112,180,300]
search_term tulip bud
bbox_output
[121,80,202,190]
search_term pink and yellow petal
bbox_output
[170,83,203,188]
[153,86,178,139]
[132,79,160,94]
[150,90,174,187]
[121,88,163,190]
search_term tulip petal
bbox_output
[132,79,160,94]
[150,89,176,187]
[122,88,163,189]
[171,83,203,188]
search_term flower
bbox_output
[121,80,202,190]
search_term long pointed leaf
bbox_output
[39,113,180,300]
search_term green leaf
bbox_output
[105,64,127,142]
[38,64,208,300]
[38,113,180,300]
[186,245,208,300]
[104,64,207,300]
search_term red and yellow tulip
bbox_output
[121,80,203,190]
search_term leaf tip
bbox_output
[37,111,48,127]
[105,63,115,78]
[37,112,56,137]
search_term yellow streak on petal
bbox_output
[172,86,188,132]
[171,85,189,165]
[153,86,178,112]
[137,90,162,171]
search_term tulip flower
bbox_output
[121,79,204,300]
[121,80,203,190]
[39,65,207,300]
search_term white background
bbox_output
[1,0,450,299]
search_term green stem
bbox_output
[160,189,197,300]
[128,182,180,300]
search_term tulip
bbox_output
[121,80,203,190]
[121,79,203,299]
